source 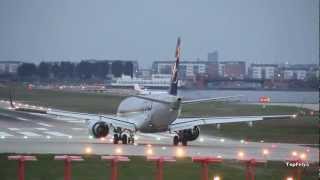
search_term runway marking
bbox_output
[139,133,169,140]
[34,128,48,131]
[17,131,42,137]
[0,132,13,137]
[57,117,77,121]
[66,120,85,123]
[8,128,20,131]
[71,128,85,131]
[158,132,175,137]
[17,117,31,122]
[43,131,70,137]
[29,113,46,116]
[37,123,53,127]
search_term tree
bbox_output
[76,61,95,79]
[93,61,109,79]
[111,61,123,78]
[37,62,51,79]
[59,61,75,79]
[306,75,319,89]
[18,63,37,77]
[123,61,133,77]
[51,62,60,79]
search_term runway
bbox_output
[0,101,318,163]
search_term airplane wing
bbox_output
[182,95,242,105]
[169,114,296,132]
[47,109,137,131]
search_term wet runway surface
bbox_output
[0,101,318,162]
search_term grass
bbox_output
[0,85,318,144]
[182,102,319,144]
[0,154,318,180]
[0,86,124,114]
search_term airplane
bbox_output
[9,37,295,146]
[133,84,167,95]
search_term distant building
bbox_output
[249,64,278,80]
[0,61,21,74]
[111,74,183,88]
[207,62,219,79]
[280,64,318,81]
[311,68,319,78]
[208,51,219,63]
[218,61,246,79]
[137,69,152,79]
[152,60,208,80]
[283,68,308,80]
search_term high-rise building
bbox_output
[207,62,219,79]
[208,51,219,63]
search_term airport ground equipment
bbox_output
[8,155,37,180]
[147,156,176,180]
[54,155,84,180]
[101,155,130,180]
[192,156,223,180]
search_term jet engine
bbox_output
[183,126,200,141]
[88,121,109,138]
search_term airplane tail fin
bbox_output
[168,37,181,96]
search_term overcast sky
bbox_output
[0,0,318,67]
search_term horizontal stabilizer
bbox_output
[133,95,175,104]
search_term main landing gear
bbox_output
[113,128,135,145]
[172,127,200,146]
[173,134,188,146]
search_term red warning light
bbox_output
[259,96,270,103]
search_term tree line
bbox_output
[17,60,134,81]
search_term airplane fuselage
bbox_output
[116,94,181,133]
